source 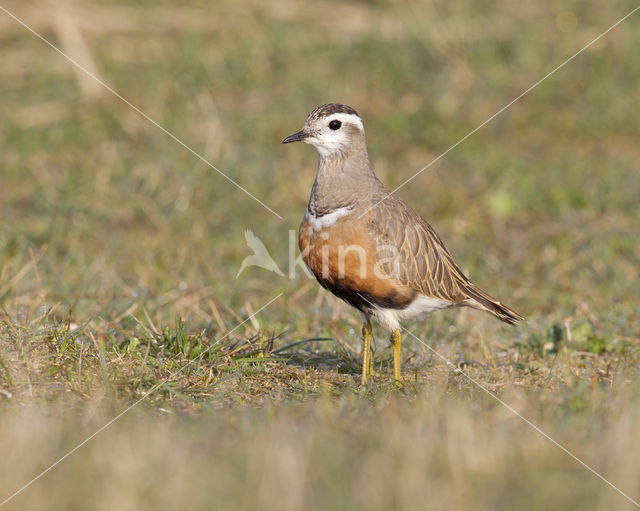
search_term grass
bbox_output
[1,0,639,509]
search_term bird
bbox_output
[236,229,285,278]
[282,103,522,384]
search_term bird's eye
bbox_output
[329,120,342,130]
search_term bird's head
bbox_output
[282,103,365,159]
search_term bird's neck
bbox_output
[307,143,380,217]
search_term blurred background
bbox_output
[0,1,639,509]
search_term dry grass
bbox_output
[1,0,639,509]
[2,389,640,510]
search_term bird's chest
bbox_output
[298,207,363,281]
[298,206,416,312]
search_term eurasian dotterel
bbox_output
[283,103,522,384]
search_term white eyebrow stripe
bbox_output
[326,113,364,132]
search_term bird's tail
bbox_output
[464,284,523,325]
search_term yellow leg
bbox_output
[361,318,373,385]
[390,330,402,382]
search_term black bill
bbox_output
[282,130,308,144]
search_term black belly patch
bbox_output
[315,276,413,312]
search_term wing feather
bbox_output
[361,193,522,323]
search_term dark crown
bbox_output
[306,103,359,123]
